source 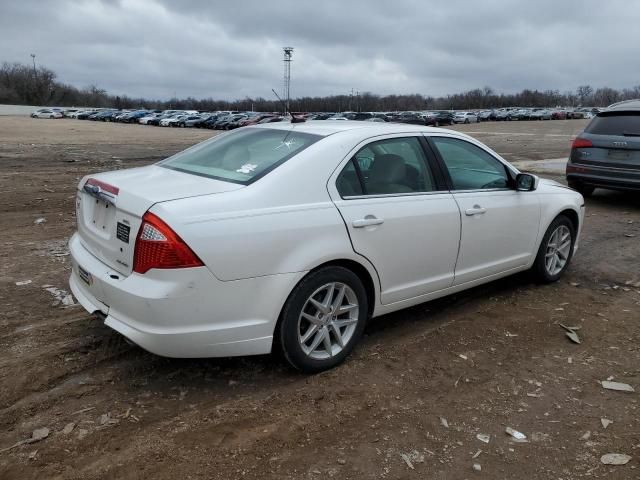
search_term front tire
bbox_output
[531,215,576,283]
[279,266,368,373]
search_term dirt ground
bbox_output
[1,117,639,479]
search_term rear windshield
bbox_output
[160,127,322,184]
[585,112,640,136]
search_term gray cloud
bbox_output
[1,0,638,100]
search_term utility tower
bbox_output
[283,47,293,114]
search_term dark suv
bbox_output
[566,100,640,196]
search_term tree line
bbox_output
[2,61,639,112]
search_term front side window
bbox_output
[431,137,510,190]
[336,137,436,197]
[161,128,321,184]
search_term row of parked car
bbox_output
[30,106,601,129]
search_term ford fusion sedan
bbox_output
[69,122,584,372]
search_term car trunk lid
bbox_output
[75,165,243,276]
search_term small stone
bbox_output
[30,427,49,442]
[602,381,635,392]
[601,453,631,465]
[62,422,75,434]
[473,463,482,472]
[34,218,46,225]
[505,427,527,442]
[601,418,613,429]
[337,459,346,465]
[476,433,490,444]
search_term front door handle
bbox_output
[353,215,384,228]
[465,205,487,216]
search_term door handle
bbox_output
[352,215,384,228]
[465,205,487,216]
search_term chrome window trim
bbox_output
[449,188,513,194]
[340,190,449,200]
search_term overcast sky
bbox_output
[1,0,638,100]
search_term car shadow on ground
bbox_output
[364,270,535,339]
[586,189,640,209]
[88,270,539,390]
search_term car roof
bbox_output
[605,99,640,112]
[251,120,453,137]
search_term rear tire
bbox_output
[278,266,368,373]
[568,181,595,197]
[531,215,576,283]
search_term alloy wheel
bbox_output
[297,282,359,360]
[545,225,572,276]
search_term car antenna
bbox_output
[272,88,304,123]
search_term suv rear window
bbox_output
[585,112,640,136]
[160,127,322,184]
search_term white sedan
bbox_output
[453,112,479,124]
[31,108,63,119]
[69,122,584,372]
[160,114,187,127]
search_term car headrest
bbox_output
[370,154,406,183]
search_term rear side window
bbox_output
[336,137,436,197]
[160,128,321,184]
[585,112,640,136]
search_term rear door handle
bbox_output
[352,215,384,228]
[465,205,487,216]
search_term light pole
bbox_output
[30,53,37,78]
[283,47,293,114]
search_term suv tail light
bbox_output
[572,137,593,149]
[133,212,203,274]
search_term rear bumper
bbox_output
[567,163,640,191]
[68,233,304,358]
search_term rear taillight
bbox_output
[571,138,593,149]
[133,212,203,274]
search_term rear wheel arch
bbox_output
[313,259,377,318]
[273,258,377,350]
[274,260,376,372]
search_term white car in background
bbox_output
[139,113,162,125]
[30,108,63,119]
[453,111,479,124]
[160,114,187,127]
[69,122,584,372]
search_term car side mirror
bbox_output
[515,173,538,191]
